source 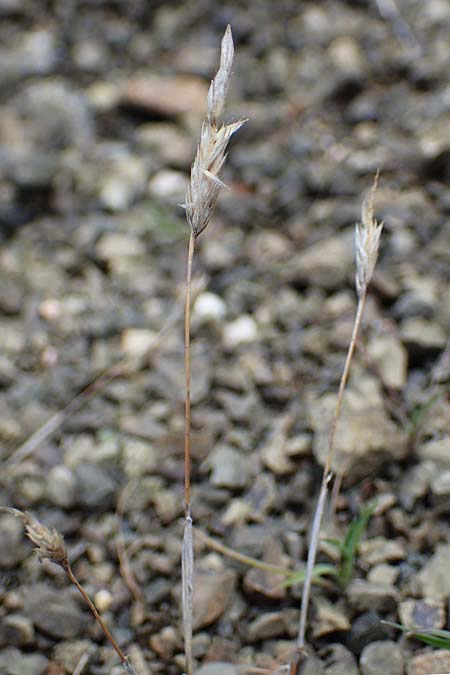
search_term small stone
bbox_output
[94,589,113,613]
[401,317,446,350]
[247,611,288,642]
[431,469,450,495]
[328,37,367,76]
[399,461,437,509]
[320,644,359,675]
[0,647,48,675]
[0,614,34,646]
[223,315,258,349]
[192,563,237,630]
[367,334,408,389]
[196,663,238,675]
[148,169,187,201]
[347,580,399,612]
[0,512,26,567]
[243,538,287,601]
[98,156,147,212]
[74,463,117,509]
[283,234,353,289]
[122,75,208,118]
[96,232,142,264]
[360,640,403,675]
[206,445,251,489]
[368,564,399,586]
[121,329,157,358]
[149,625,179,660]
[406,649,450,675]
[417,545,450,600]
[25,584,85,640]
[359,537,406,566]
[47,465,76,508]
[418,438,450,465]
[193,293,227,324]
[347,611,386,655]
[399,599,445,631]
[53,640,95,673]
[244,473,277,522]
[312,597,351,638]
[260,417,295,476]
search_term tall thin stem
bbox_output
[296,289,367,653]
[183,230,196,675]
[184,230,196,518]
[65,562,136,674]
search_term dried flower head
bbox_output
[355,171,383,297]
[1,507,68,568]
[184,25,246,238]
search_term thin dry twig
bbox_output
[181,24,246,675]
[295,175,383,656]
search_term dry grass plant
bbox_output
[181,24,246,675]
[293,173,383,671]
[0,25,390,675]
[0,507,138,675]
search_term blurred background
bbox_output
[1,1,450,674]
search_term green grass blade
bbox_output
[382,621,450,650]
[339,501,376,586]
[282,563,338,588]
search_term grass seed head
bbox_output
[355,171,383,297]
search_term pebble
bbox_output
[122,75,208,118]
[243,538,287,601]
[308,374,405,478]
[192,292,227,324]
[148,168,187,201]
[52,640,95,673]
[98,155,147,211]
[418,437,450,466]
[121,328,157,358]
[398,598,445,630]
[401,317,446,350]
[347,611,388,655]
[0,614,34,646]
[47,465,77,508]
[0,647,48,675]
[360,640,403,675]
[74,463,117,510]
[417,544,450,600]
[24,584,86,640]
[192,563,237,630]
[347,580,399,612]
[367,334,408,389]
[283,234,353,289]
[359,537,406,566]
[247,611,289,642]
[206,445,251,489]
[312,597,351,638]
[320,644,359,675]
[223,315,258,349]
[0,512,26,567]
[406,650,450,675]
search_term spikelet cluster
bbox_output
[355,172,383,297]
[1,507,68,568]
[184,25,246,238]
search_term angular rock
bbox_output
[347,580,399,612]
[25,584,86,640]
[417,545,450,600]
[399,599,445,631]
[406,649,450,675]
[192,563,237,630]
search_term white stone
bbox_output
[223,315,258,349]
[193,292,226,323]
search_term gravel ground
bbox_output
[1,1,450,674]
